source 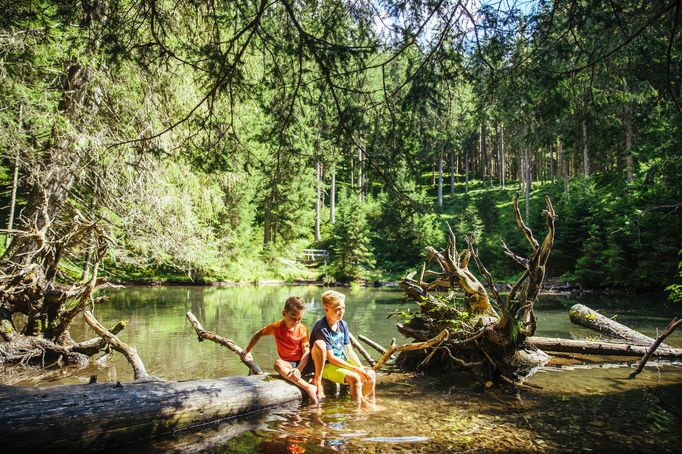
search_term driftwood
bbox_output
[629,318,682,378]
[83,309,148,380]
[528,336,682,359]
[0,374,303,452]
[349,332,376,366]
[373,330,449,371]
[569,304,668,347]
[396,194,557,381]
[185,311,263,375]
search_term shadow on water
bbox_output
[116,368,682,453]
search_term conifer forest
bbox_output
[1,0,680,292]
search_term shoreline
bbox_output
[102,278,664,296]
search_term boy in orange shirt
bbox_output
[241,296,318,403]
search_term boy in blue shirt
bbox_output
[310,290,375,408]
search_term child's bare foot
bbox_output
[314,382,326,400]
[305,383,319,404]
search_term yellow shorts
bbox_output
[321,359,360,384]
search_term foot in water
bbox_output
[305,383,319,404]
[313,381,326,400]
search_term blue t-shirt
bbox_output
[310,317,351,360]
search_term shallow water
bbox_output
[3,286,682,452]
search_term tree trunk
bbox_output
[528,337,682,359]
[437,152,443,208]
[479,122,486,179]
[315,160,321,242]
[569,304,668,347]
[624,99,635,183]
[464,148,469,194]
[358,147,364,203]
[582,118,589,177]
[330,161,336,224]
[558,138,568,194]
[524,145,531,221]
[5,152,19,249]
[498,124,505,188]
[450,152,455,197]
[0,375,304,452]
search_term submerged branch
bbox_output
[83,309,149,380]
[629,318,682,379]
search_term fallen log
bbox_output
[569,304,668,347]
[0,374,303,452]
[528,336,682,359]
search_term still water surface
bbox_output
[6,286,682,452]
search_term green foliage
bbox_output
[325,189,375,282]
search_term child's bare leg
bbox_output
[311,340,327,399]
[362,369,376,405]
[274,359,318,404]
[344,372,363,409]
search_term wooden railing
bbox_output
[300,249,329,264]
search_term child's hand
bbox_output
[240,351,253,362]
[288,368,302,379]
[358,367,375,383]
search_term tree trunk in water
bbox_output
[528,337,682,359]
[569,304,668,347]
[437,152,443,208]
[0,375,304,452]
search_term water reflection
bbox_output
[3,286,682,452]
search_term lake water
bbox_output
[3,286,682,452]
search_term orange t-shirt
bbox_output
[261,319,309,362]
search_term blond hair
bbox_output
[321,290,345,307]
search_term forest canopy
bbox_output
[0,0,680,291]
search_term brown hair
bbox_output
[284,296,305,313]
[321,290,345,307]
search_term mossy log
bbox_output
[0,374,303,452]
[569,304,669,347]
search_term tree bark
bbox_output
[498,124,505,188]
[528,336,682,359]
[0,375,303,452]
[330,161,336,224]
[186,311,263,375]
[479,122,486,179]
[582,118,590,177]
[569,304,668,347]
[464,148,469,194]
[315,160,321,242]
[624,96,635,183]
[5,152,19,249]
[450,152,455,196]
[437,152,443,208]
